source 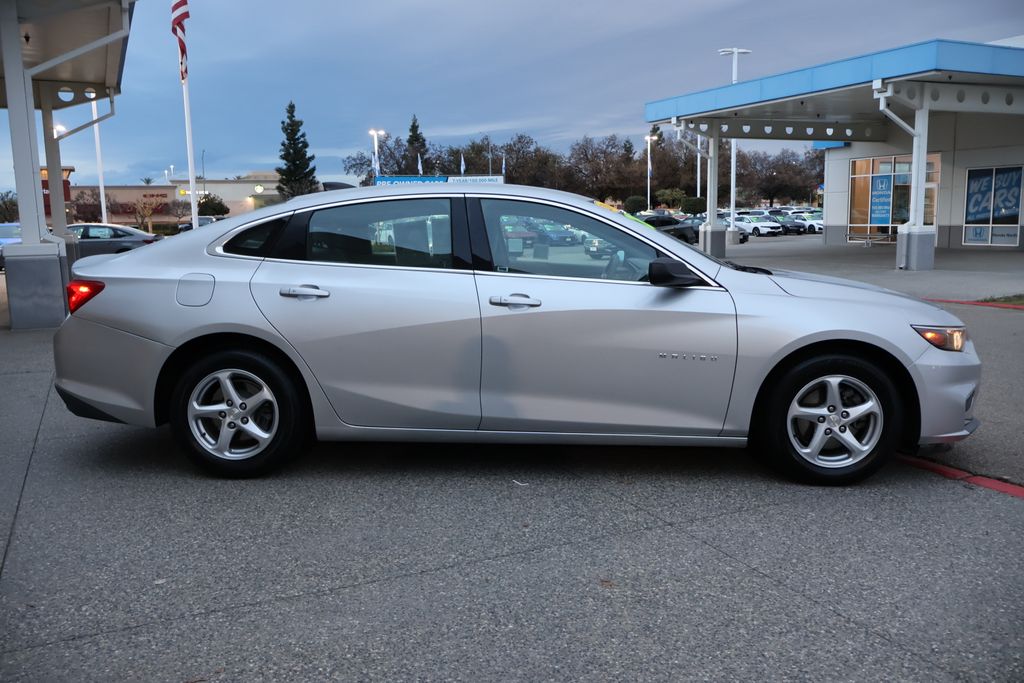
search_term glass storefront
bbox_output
[848,154,939,243]
[963,166,1022,246]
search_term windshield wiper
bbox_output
[724,260,773,275]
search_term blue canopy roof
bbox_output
[646,39,1024,123]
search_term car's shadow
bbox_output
[70,425,812,486]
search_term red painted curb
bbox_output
[900,455,1024,499]
[925,298,1024,311]
[899,455,971,480]
[964,476,1024,499]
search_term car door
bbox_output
[79,225,114,257]
[249,196,482,430]
[469,197,737,436]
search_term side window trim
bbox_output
[465,195,720,288]
[270,196,470,271]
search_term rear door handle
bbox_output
[489,294,541,308]
[280,285,330,299]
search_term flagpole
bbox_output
[172,0,199,230]
[91,99,107,224]
[181,76,199,230]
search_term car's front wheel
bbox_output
[758,355,903,484]
[170,350,308,477]
[752,228,761,236]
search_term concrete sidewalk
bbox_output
[1,268,1022,681]
[725,237,1024,301]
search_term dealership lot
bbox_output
[1,261,1023,680]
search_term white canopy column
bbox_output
[699,125,725,257]
[0,0,133,329]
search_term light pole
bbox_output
[718,47,751,227]
[369,129,385,178]
[644,134,656,211]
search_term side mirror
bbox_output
[648,257,704,288]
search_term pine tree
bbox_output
[405,115,428,174]
[275,101,319,198]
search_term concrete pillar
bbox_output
[40,87,69,235]
[898,106,935,271]
[1,1,46,242]
[700,125,726,257]
[1,2,67,328]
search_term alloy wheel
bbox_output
[187,368,279,460]
[786,374,883,469]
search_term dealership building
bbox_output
[646,37,1024,269]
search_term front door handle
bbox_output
[280,285,330,299]
[489,294,541,308]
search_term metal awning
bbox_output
[0,0,132,111]
[647,40,1024,143]
[644,39,1024,271]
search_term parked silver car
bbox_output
[67,223,162,257]
[53,184,980,483]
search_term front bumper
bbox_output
[911,343,982,445]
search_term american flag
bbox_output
[171,0,190,81]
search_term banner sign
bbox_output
[375,175,505,186]
[374,176,448,185]
[869,175,892,225]
[446,175,504,184]
[991,166,1022,225]
[965,168,994,224]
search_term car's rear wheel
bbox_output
[758,355,902,484]
[170,350,307,477]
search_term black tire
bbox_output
[752,228,761,236]
[755,354,903,485]
[170,349,309,477]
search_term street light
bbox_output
[718,47,751,228]
[369,129,385,177]
[644,134,657,211]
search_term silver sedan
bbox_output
[67,223,163,257]
[53,184,981,483]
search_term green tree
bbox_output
[275,101,319,198]
[140,176,154,185]
[0,191,19,222]
[405,115,429,174]
[680,196,706,214]
[624,196,646,214]
[655,187,686,208]
[198,193,230,216]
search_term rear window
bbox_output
[223,218,288,257]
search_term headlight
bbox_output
[912,325,968,352]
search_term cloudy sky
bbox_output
[2,0,1023,189]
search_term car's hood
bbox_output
[767,268,958,320]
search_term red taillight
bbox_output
[66,280,105,314]
[143,238,156,244]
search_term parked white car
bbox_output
[730,215,783,236]
[792,213,824,233]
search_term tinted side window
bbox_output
[89,226,114,239]
[307,198,453,269]
[223,217,288,257]
[480,199,658,282]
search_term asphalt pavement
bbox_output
[1,248,1022,681]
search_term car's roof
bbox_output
[280,183,598,211]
